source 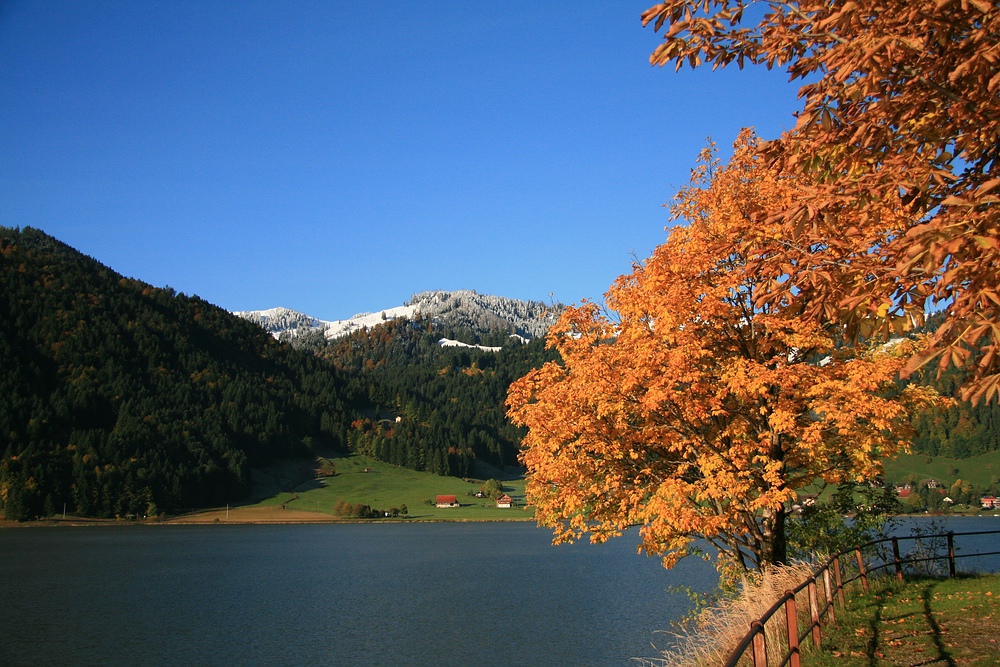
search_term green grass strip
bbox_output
[807,573,1000,666]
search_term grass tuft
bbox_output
[642,561,820,667]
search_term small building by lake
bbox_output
[435,495,459,508]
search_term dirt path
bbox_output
[164,505,339,524]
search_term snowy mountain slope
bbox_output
[230,307,322,337]
[234,290,563,341]
[437,338,503,353]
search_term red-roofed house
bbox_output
[496,493,512,508]
[982,496,997,509]
[435,495,459,508]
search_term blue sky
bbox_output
[1,2,803,320]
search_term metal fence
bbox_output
[723,529,1000,667]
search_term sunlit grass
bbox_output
[884,450,1000,491]
[250,454,533,521]
[807,573,1000,667]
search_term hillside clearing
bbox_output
[884,451,1000,491]
[171,453,534,523]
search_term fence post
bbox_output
[833,554,846,607]
[808,580,821,648]
[855,547,869,593]
[751,620,767,667]
[947,531,956,577]
[823,567,836,626]
[720,530,1000,667]
[892,537,904,582]
[785,592,800,667]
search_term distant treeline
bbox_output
[910,367,1000,459]
[300,316,556,478]
[906,313,1000,459]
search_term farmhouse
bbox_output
[496,493,512,509]
[435,495,459,508]
[982,496,997,509]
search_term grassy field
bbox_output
[213,446,1000,525]
[884,450,1000,490]
[54,447,999,525]
[234,453,534,522]
[806,573,1000,666]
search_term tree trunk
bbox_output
[761,505,788,566]
[762,428,788,566]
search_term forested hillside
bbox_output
[907,315,1000,459]
[0,227,356,520]
[911,375,1000,459]
[311,317,557,477]
[0,227,558,520]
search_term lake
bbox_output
[0,522,716,667]
[2,516,998,667]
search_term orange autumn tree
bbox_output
[641,1,1000,403]
[507,134,937,572]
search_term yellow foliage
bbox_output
[643,0,1000,403]
[508,133,940,571]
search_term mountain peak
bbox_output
[235,290,563,341]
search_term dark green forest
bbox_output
[313,318,556,478]
[899,312,1000,459]
[909,365,1000,459]
[0,227,355,520]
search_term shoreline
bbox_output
[0,504,537,527]
[7,510,999,529]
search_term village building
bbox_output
[982,496,997,510]
[496,493,512,509]
[435,495,459,508]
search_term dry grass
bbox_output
[165,505,338,523]
[643,561,824,667]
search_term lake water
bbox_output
[890,515,1000,573]
[0,522,716,667]
[2,516,998,667]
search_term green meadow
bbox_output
[252,454,533,521]
[883,450,1000,490]
[236,447,1000,524]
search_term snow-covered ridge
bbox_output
[234,290,562,342]
[230,307,321,337]
[438,338,503,353]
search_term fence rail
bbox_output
[722,528,1000,667]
